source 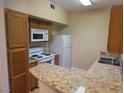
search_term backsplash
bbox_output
[29,42,50,52]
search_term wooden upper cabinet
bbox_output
[39,21,48,29]
[107,5,123,54]
[6,10,28,48]
[29,19,40,28]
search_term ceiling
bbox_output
[52,0,123,11]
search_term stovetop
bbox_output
[29,47,55,61]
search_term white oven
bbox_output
[29,48,55,64]
[31,28,48,42]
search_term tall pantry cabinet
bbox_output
[5,9,29,93]
[107,5,123,54]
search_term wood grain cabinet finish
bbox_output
[6,10,28,48]
[107,5,123,54]
[39,21,48,29]
[29,62,38,90]
[29,19,40,28]
[54,55,59,65]
[5,9,29,93]
[9,48,28,77]
[48,22,52,42]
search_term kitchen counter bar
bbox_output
[29,61,122,93]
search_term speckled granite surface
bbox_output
[29,62,122,93]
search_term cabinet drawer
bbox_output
[29,62,38,68]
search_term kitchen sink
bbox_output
[98,57,120,66]
[98,52,121,66]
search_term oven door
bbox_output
[38,56,55,64]
[31,28,46,42]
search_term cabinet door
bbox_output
[8,48,29,93]
[29,19,40,28]
[13,74,28,93]
[107,5,123,54]
[54,55,59,65]
[48,22,52,42]
[6,10,28,48]
[5,9,29,93]
[39,21,48,29]
[30,73,38,90]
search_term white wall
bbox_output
[60,8,111,69]
[0,0,9,92]
[4,0,68,25]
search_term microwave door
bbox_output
[31,28,48,42]
[33,34,43,40]
[31,34,44,42]
[31,28,44,42]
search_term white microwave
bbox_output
[31,28,48,42]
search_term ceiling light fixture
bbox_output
[80,0,92,6]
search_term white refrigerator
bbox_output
[50,35,72,68]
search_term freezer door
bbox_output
[61,48,72,68]
[62,35,71,48]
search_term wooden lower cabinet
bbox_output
[8,48,29,93]
[29,62,38,90]
[13,74,28,93]
[48,22,52,42]
[9,48,28,76]
[54,55,59,65]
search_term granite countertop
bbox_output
[29,61,122,93]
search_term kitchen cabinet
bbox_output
[107,5,123,54]
[6,10,28,48]
[29,62,38,90]
[54,55,59,65]
[29,19,40,28]
[48,22,52,41]
[5,9,29,93]
[29,17,52,42]
[40,21,48,29]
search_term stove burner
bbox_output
[44,54,51,56]
[41,53,45,55]
[41,53,51,56]
[37,56,43,58]
[31,55,38,57]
